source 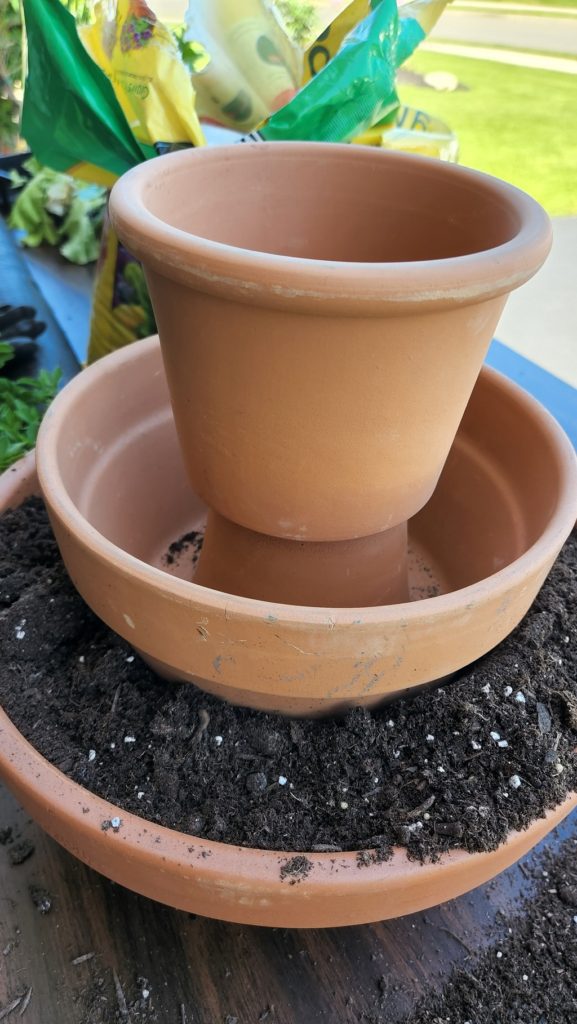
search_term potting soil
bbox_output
[1,498,576,861]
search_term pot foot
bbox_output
[193,511,410,607]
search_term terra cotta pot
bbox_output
[2,450,577,927]
[109,143,552,607]
[35,337,577,715]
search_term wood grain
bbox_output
[1,783,573,1023]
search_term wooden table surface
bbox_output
[1,779,575,1024]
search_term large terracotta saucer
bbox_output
[1,454,576,927]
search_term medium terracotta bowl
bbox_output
[1,456,576,928]
[35,337,577,715]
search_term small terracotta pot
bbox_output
[36,337,577,716]
[110,143,552,606]
[1,457,576,926]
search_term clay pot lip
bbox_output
[109,143,552,311]
[1,703,576,892]
[36,337,577,631]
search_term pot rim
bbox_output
[36,337,577,631]
[109,144,552,311]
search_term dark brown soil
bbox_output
[404,834,577,1024]
[0,497,576,859]
[163,530,203,569]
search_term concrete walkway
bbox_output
[431,7,577,53]
[452,1,577,14]
[496,217,577,389]
[421,39,577,70]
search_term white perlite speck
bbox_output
[124,736,136,744]
[126,655,135,663]
[515,692,526,704]
[88,750,96,762]
[214,735,223,746]
[509,774,522,789]
[340,801,349,810]
[437,766,446,773]
[15,620,26,640]
[110,817,121,829]
[278,775,287,786]
[137,791,145,799]
[471,740,482,751]
[504,686,513,697]
[490,731,501,741]
[498,740,509,749]
[387,719,395,728]
[426,734,435,742]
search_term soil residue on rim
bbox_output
[0,497,576,860]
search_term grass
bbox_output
[399,51,577,215]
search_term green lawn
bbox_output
[399,52,577,214]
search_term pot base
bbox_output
[193,511,411,607]
[36,336,577,715]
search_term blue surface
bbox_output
[487,340,577,450]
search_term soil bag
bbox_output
[87,209,157,362]
[80,0,205,150]
[183,0,354,132]
[355,103,458,161]
[21,0,148,186]
[259,0,448,143]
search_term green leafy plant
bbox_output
[0,0,22,152]
[172,26,210,73]
[0,0,93,152]
[9,158,107,264]
[275,0,317,47]
[0,343,61,471]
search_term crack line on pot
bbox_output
[272,634,320,657]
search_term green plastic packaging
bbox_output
[21,0,150,181]
[260,0,427,143]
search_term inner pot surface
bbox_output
[140,144,519,263]
[36,337,577,715]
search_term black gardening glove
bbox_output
[0,304,46,368]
